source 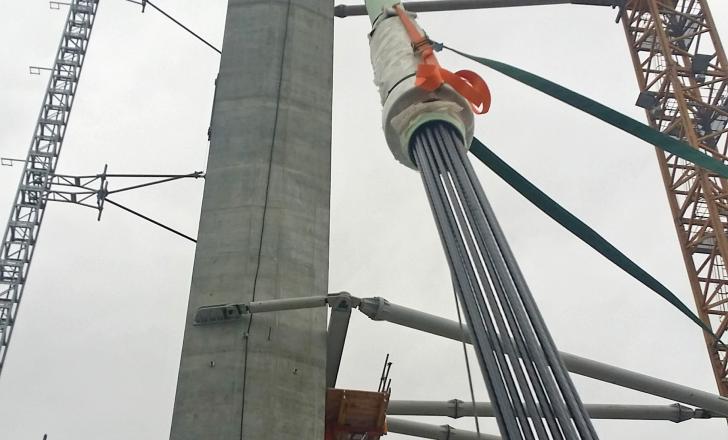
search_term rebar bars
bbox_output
[411,122,598,439]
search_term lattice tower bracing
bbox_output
[622,0,728,395]
[0,0,99,377]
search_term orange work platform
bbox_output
[325,388,390,440]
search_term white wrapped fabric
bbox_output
[370,10,421,104]
[369,10,474,169]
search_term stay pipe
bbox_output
[387,400,709,422]
[335,0,617,18]
[387,417,501,440]
[209,293,728,418]
[358,296,728,417]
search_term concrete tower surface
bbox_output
[169,1,333,439]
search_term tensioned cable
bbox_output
[437,43,728,179]
[452,286,482,436]
[127,0,222,54]
[468,138,719,339]
[428,43,718,338]
[104,172,204,196]
[412,121,597,439]
[104,198,197,242]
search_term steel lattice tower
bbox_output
[0,0,98,375]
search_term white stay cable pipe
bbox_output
[387,417,501,440]
[335,0,617,17]
[358,296,728,417]
[206,293,728,418]
[387,400,709,422]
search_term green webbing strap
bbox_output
[442,44,728,180]
[469,137,716,338]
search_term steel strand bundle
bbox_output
[411,122,598,440]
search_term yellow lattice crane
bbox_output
[622,0,728,396]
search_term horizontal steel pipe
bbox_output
[387,417,500,440]
[358,297,728,417]
[387,400,710,422]
[229,294,728,418]
[335,0,616,17]
[245,295,329,313]
[560,351,728,419]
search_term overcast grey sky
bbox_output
[1,1,728,439]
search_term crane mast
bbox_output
[622,0,728,395]
[0,0,98,377]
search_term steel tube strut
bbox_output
[387,400,711,422]
[386,417,501,440]
[561,351,728,419]
[197,293,728,417]
[326,294,354,387]
[358,296,728,417]
[246,295,329,313]
[334,0,617,17]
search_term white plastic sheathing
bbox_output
[369,11,474,169]
[370,11,422,105]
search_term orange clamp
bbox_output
[393,4,491,114]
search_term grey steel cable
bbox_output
[452,287,484,436]
[422,133,537,438]
[414,131,544,438]
[416,137,526,438]
[104,198,196,243]
[462,151,598,439]
[413,137,518,437]
[434,127,561,439]
[435,125,575,438]
[141,0,222,54]
[410,122,598,439]
[454,129,598,439]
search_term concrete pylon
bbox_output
[169,1,333,439]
